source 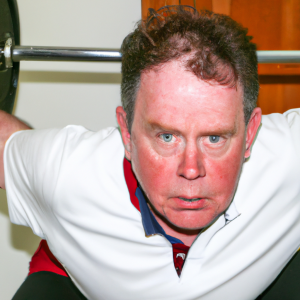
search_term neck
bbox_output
[149,206,201,247]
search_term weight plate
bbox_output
[0,0,20,113]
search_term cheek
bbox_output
[131,140,176,196]
[205,144,244,201]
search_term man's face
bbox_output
[117,60,261,230]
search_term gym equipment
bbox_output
[0,0,19,113]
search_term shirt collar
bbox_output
[224,200,240,223]
[123,158,183,244]
[135,186,184,244]
[123,158,140,211]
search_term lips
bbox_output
[172,196,207,210]
[178,197,202,202]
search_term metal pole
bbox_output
[12,46,122,62]
[256,51,300,63]
[5,46,300,64]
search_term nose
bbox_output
[177,143,206,180]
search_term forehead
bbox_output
[134,60,244,133]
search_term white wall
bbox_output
[0,1,141,298]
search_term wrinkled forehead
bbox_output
[134,60,245,135]
[141,52,239,88]
[139,60,243,110]
[140,57,242,96]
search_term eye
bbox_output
[161,133,173,143]
[209,135,220,143]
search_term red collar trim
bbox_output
[123,158,140,212]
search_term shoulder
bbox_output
[262,108,300,135]
[6,125,122,158]
[4,125,124,198]
[258,109,300,156]
[235,109,300,209]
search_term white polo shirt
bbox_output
[4,109,300,300]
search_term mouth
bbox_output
[178,197,202,202]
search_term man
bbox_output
[2,5,300,299]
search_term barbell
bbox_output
[1,0,300,114]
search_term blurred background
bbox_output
[1,0,300,298]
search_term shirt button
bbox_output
[176,253,186,260]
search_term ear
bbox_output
[244,107,262,159]
[116,106,132,160]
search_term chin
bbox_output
[165,210,220,231]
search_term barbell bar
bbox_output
[2,42,300,64]
[9,45,122,63]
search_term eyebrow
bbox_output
[145,120,238,136]
[146,121,181,134]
